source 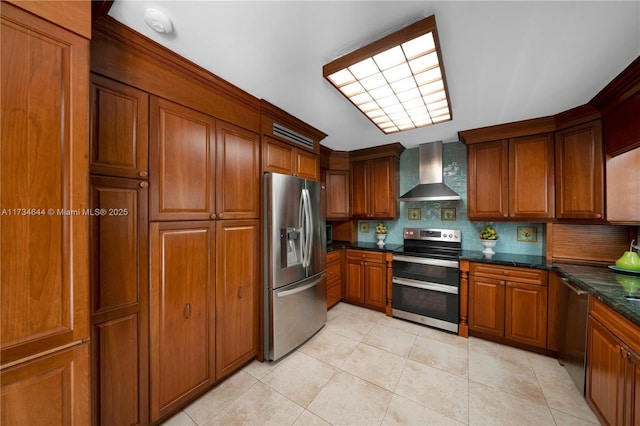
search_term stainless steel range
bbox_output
[392,228,462,333]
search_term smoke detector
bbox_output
[144,8,173,34]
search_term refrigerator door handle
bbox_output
[298,189,307,267]
[303,188,313,267]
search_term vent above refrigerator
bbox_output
[273,123,314,150]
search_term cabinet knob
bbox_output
[210,213,217,220]
[510,214,515,217]
[139,181,149,188]
[139,170,149,178]
[595,214,602,219]
[238,286,244,299]
[500,280,506,286]
[503,214,508,217]
[184,303,191,319]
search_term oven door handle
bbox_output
[392,255,459,268]
[393,277,459,295]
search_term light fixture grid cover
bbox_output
[323,15,452,134]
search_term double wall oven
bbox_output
[392,228,462,333]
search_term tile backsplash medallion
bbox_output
[358,142,546,256]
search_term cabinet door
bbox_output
[150,222,215,422]
[89,176,149,426]
[263,136,293,175]
[509,133,555,219]
[1,344,90,426]
[350,161,369,217]
[606,147,640,223]
[216,121,260,219]
[467,141,509,219]
[624,349,640,426]
[468,276,505,337]
[364,262,386,310]
[587,316,625,426]
[295,149,319,180]
[555,121,604,219]
[90,74,149,179]
[369,157,397,218]
[150,97,216,221]
[1,3,89,364]
[505,282,547,348]
[326,171,350,219]
[345,261,365,303]
[215,220,259,380]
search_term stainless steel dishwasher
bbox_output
[558,276,589,395]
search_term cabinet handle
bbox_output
[238,286,244,299]
[139,170,149,178]
[184,303,191,319]
[139,181,149,188]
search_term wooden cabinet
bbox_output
[150,222,216,422]
[89,176,149,426]
[326,250,343,308]
[216,121,261,219]
[1,3,90,424]
[1,343,90,426]
[345,250,387,311]
[467,134,554,220]
[468,263,548,349]
[150,97,217,221]
[150,97,260,221]
[90,74,149,179]
[606,147,640,224]
[555,120,604,220]
[325,171,350,219]
[263,135,319,180]
[350,157,399,219]
[215,220,259,380]
[587,297,640,426]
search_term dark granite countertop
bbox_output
[461,250,640,327]
[327,241,402,253]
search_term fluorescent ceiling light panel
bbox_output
[323,15,452,134]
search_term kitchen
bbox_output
[1,1,639,425]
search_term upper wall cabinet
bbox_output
[149,97,260,221]
[349,143,404,220]
[590,56,640,157]
[90,74,149,179]
[555,119,604,220]
[464,126,555,221]
[261,100,327,181]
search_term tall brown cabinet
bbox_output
[1,2,91,424]
[90,15,263,425]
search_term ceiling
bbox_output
[108,1,640,151]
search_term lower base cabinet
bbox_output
[150,222,216,422]
[326,250,343,309]
[215,220,259,380]
[587,297,640,426]
[468,263,548,349]
[1,344,90,426]
[345,250,386,311]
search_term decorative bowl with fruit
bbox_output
[375,223,387,246]
[479,225,498,255]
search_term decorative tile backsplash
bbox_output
[357,142,546,256]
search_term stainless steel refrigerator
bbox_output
[264,173,327,361]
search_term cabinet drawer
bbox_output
[326,262,341,284]
[470,263,547,285]
[326,250,342,264]
[589,297,640,355]
[327,281,342,308]
[346,250,385,263]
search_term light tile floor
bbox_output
[163,302,601,426]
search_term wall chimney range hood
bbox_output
[399,141,461,202]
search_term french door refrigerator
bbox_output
[264,173,326,361]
